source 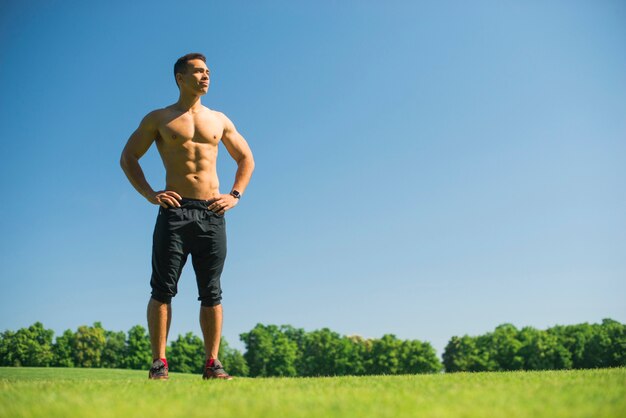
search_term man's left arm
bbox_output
[208,113,255,215]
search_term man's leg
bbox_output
[193,205,231,379]
[199,303,222,360]
[149,205,187,361]
[147,204,188,379]
[147,297,172,359]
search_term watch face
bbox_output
[231,190,241,198]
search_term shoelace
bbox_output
[208,362,226,373]
[151,364,165,373]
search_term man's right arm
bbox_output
[120,111,181,208]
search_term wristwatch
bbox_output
[230,190,241,199]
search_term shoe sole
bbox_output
[202,375,233,380]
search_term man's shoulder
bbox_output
[204,107,226,119]
[208,109,234,127]
[141,106,185,129]
[155,105,185,117]
[142,107,171,124]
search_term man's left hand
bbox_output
[208,194,239,215]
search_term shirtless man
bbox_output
[120,53,254,380]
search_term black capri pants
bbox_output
[150,197,227,307]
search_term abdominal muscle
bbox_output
[159,142,222,200]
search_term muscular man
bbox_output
[120,53,254,380]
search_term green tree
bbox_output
[365,334,403,375]
[168,332,205,373]
[581,319,626,368]
[125,325,151,370]
[442,335,491,372]
[0,322,54,367]
[0,330,15,366]
[547,323,590,369]
[344,335,369,376]
[549,319,626,369]
[475,333,499,371]
[298,328,352,376]
[518,326,572,370]
[52,329,75,367]
[102,330,126,369]
[489,324,524,371]
[73,322,106,368]
[280,325,306,373]
[219,338,249,377]
[601,318,626,367]
[240,324,298,377]
[398,339,442,374]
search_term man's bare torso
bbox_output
[154,105,225,200]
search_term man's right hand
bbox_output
[148,191,183,208]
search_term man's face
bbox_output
[177,59,210,95]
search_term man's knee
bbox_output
[200,298,222,308]
[150,292,173,305]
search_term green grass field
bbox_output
[1,367,624,418]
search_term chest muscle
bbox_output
[158,113,222,146]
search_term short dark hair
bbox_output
[174,53,207,86]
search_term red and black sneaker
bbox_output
[202,359,232,380]
[148,359,169,380]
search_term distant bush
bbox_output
[240,324,442,377]
[442,319,626,372]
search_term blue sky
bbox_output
[1,0,624,358]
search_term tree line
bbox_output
[0,322,248,376]
[443,318,625,372]
[0,319,623,376]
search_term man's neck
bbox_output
[175,93,204,113]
